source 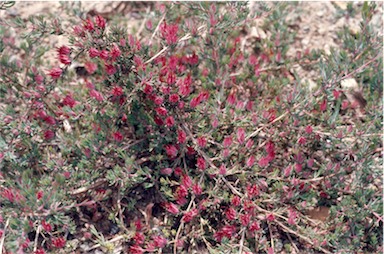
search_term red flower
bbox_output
[258,157,269,168]
[43,130,55,140]
[225,207,236,221]
[154,96,164,105]
[43,115,56,125]
[83,18,94,31]
[57,45,70,55]
[89,47,100,58]
[111,86,124,97]
[110,44,121,59]
[177,129,186,144]
[52,237,66,248]
[333,89,341,100]
[36,190,43,200]
[59,54,71,65]
[246,155,255,167]
[266,213,275,222]
[305,125,313,134]
[85,61,97,74]
[113,131,123,142]
[48,67,62,80]
[164,202,179,214]
[246,184,259,198]
[89,89,104,102]
[196,157,206,170]
[231,196,241,206]
[105,64,116,75]
[41,220,52,232]
[320,99,327,112]
[129,245,144,254]
[227,92,236,105]
[192,183,202,195]
[197,136,207,148]
[249,221,261,232]
[182,208,198,223]
[223,136,232,147]
[240,213,251,226]
[297,136,306,145]
[99,50,109,60]
[155,107,168,116]
[143,84,153,94]
[133,232,145,244]
[165,144,178,158]
[182,174,192,188]
[169,94,179,103]
[237,128,245,144]
[62,94,77,108]
[34,249,45,254]
[219,164,226,175]
[161,167,173,175]
[95,15,106,29]
[153,235,167,248]
[160,21,178,45]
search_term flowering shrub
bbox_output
[0,2,382,253]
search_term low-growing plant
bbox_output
[0,2,382,254]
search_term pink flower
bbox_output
[43,130,55,140]
[284,166,292,177]
[246,184,259,198]
[288,208,297,225]
[129,245,144,254]
[41,220,52,232]
[169,94,179,103]
[57,45,71,55]
[165,144,178,158]
[36,190,43,200]
[177,129,186,144]
[182,174,192,188]
[305,125,313,134]
[43,115,56,125]
[249,221,261,232]
[105,64,116,75]
[143,84,153,94]
[165,116,175,127]
[246,155,255,167]
[52,237,66,248]
[133,232,145,244]
[164,202,179,214]
[333,89,341,100]
[223,136,233,147]
[237,128,245,144]
[197,136,207,148]
[85,61,97,74]
[154,96,164,105]
[297,136,306,145]
[155,107,167,116]
[197,157,206,170]
[225,207,236,221]
[219,164,226,175]
[231,196,241,206]
[48,67,62,79]
[89,89,104,102]
[320,99,327,112]
[266,213,275,222]
[227,92,236,105]
[34,249,46,254]
[111,86,124,97]
[113,131,123,142]
[152,235,167,249]
[100,50,109,60]
[161,167,173,175]
[160,21,178,45]
[110,44,121,59]
[240,213,251,226]
[83,18,94,31]
[62,94,77,108]
[190,96,202,108]
[182,208,198,223]
[95,15,106,29]
[88,48,100,58]
[59,54,71,65]
[258,157,269,168]
[192,183,202,195]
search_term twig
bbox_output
[267,221,274,251]
[149,13,166,45]
[33,225,41,253]
[174,198,194,254]
[275,219,332,254]
[0,218,9,254]
[238,227,246,254]
[286,231,300,253]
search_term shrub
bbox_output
[0,2,382,253]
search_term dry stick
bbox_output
[173,197,195,254]
[149,13,166,45]
[274,220,332,254]
[145,25,206,65]
[286,231,300,254]
[238,227,246,254]
[0,218,9,254]
[33,225,42,253]
[267,221,274,251]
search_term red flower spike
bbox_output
[48,67,62,80]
